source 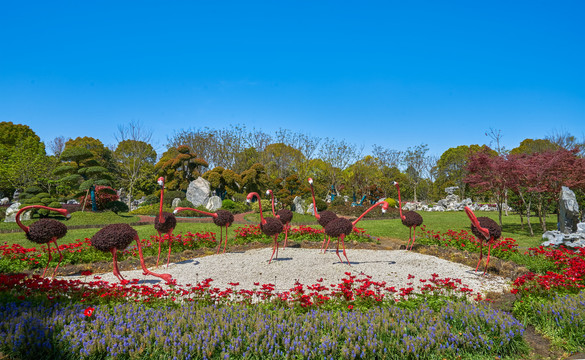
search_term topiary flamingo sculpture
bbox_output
[246,192,284,264]
[324,201,389,265]
[173,207,234,254]
[464,206,502,275]
[15,205,70,278]
[91,223,172,284]
[266,189,293,248]
[154,177,177,268]
[394,181,423,250]
[308,178,339,253]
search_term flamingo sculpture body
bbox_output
[464,206,502,274]
[394,181,423,250]
[246,192,284,263]
[15,205,70,278]
[173,207,234,253]
[324,201,389,265]
[308,178,339,252]
[154,177,177,268]
[266,189,293,247]
[91,223,172,284]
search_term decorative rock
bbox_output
[306,203,314,215]
[559,186,580,234]
[293,196,305,214]
[67,199,79,205]
[4,202,31,222]
[205,196,222,212]
[186,177,211,207]
[445,186,459,195]
[171,198,182,209]
[0,197,9,205]
[13,190,20,201]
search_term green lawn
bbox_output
[1,210,553,251]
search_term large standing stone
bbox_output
[171,198,182,209]
[186,177,211,207]
[4,202,31,222]
[559,186,580,234]
[293,196,306,214]
[306,203,314,215]
[206,196,222,212]
[0,197,9,205]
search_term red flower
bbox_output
[348,304,354,310]
[80,270,93,276]
[84,307,95,317]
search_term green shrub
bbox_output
[177,199,194,208]
[36,192,51,199]
[174,205,210,218]
[330,197,346,207]
[314,198,328,212]
[250,199,271,214]
[231,193,247,203]
[164,191,186,206]
[141,194,159,206]
[0,207,6,221]
[221,199,249,214]
[23,186,42,194]
[129,204,172,216]
[105,200,129,214]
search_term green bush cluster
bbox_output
[221,199,249,214]
[104,200,129,214]
[250,199,271,214]
[129,204,173,216]
[18,186,62,217]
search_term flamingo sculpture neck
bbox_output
[173,207,218,218]
[308,178,320,219]
[464,206,490,238]
[157,177,165,223]
[393,181,406,221]
[266,190,277,216]
[16,205,70,233]
[352,201,389,226]
[246,192,266,224]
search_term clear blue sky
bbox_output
[1,1,583,157]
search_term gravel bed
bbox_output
[64,248,512,295]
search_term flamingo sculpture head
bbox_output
[308,177,313,185]
[157,177,165,187]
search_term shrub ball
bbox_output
[91,223,138,252]
[401,211,423,228]
[324,218,353,238]
[276,209,293,224]
[261,217,284,236]
[317,210,338,228]
[26,219,68,244]
[472,217,502,241]
[154,212,177,233]
[214,210,234,227]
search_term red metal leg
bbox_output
[217,227,223,254]
[268,234,279,264]
[166,232,173,268]
[136,237,172,283]
[42,243,52,277]
[283,224,289,248]
[223,225,228,253]
[408,226,417,251]
[475,241,484,272]
[335,238,343,263]
[51,240,63,279]
[320,235,327,253]
[340,234,350,266]
[483,242,493,275]
[155,231,163,268]
[110,248,128,284]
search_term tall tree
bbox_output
[435,145,487,199]
[155,145,208,191]
[261,143,305,180]
[402,144,429,202]
[319,138,363,195]
[114,121,157,205]
[48,136,68,157]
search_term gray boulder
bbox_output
[186,177,211,207]
[171,198,182,208]
[67,199,79,205]
[0,197,9,205]
[559,186,580,234]
[206,196,222,212]
[4,202,31,222]
[293,196,306,214]
[306,203,315,215]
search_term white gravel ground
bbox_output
[64,248,511,296]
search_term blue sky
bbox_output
[1,1,583,157]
